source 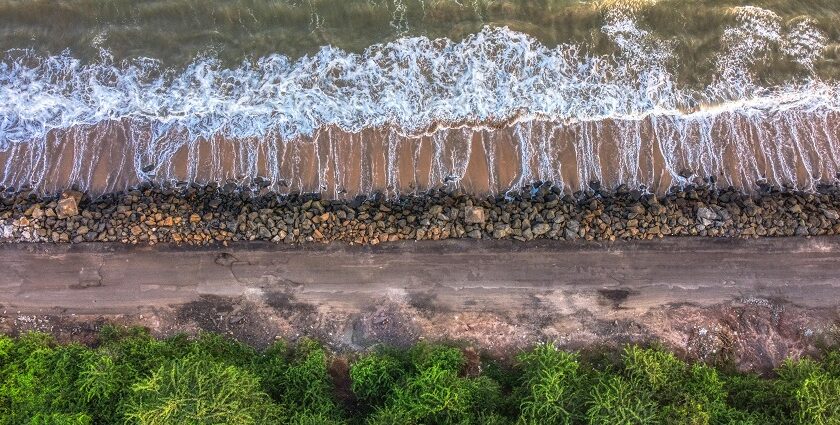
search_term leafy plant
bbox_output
[515,343,584,424]
[124,354,282,425]
[350,352,406,405]
[586,373,660,424]
[0,330,836,425]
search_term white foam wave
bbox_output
[0,10,834,149]
[0,8,838,195]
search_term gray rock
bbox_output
[821,208,839,220]
[467,229,482,239]
[696,206,718,222]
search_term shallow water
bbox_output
[0,0,838,195]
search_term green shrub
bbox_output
[368,344,502,425]
[188,333,257,369]
[586,373,660,424]
[409,343,466,373]
[516,343,584,424]
[725,373,790,423]
[0,330,837,425]
[350,352,406,405]
[622,346,686,403]
[277,338,341,418]
[124,354,282,425]
[795,372,840,424]
[387,366,479,424]
[0,334,94,425]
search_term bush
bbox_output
[124,354,281,424]
[586,373,660,424]
[0,330,837,424]
[350,352,406,405]
[795,371,840,424]
[360,343,502,424]
[515,343,585,424]
[0,333,94,425]
[277,339,341,418]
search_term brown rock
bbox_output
[30,205,44,219]
[56,196,79,219]
[189,213,201,223]
[464,207,486,224]
[62,190,83,205]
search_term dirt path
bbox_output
[1,238,839,371]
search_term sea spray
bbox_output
[0,8,837,195]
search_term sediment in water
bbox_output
[2,181,840,245]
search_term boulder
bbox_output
[464,207,486,224]
[532,223,551,236]
[56,196,79,219]
[821,208,839,220]
[697,207,718,226]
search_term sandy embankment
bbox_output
[1,238,838,372]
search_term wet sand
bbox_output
[1,109,838,197]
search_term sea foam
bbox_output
[0,8,838,194]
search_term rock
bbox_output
[467,229,482,239]
[56,196,79,219]
[696,206,718,222]
[130,226,143,236]
[464,207,486,224]
[189,213,201,223]
[821,208,839,220]
[30,205,44,219]
[532,223,551,235]
[522,228,534,240]
[62,190,83,205]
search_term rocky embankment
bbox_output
[2,182,840,245]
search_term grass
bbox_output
[0,326,838,424]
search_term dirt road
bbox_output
[1,238,839,371]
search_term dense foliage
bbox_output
[0,327,838,424]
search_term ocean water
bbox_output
[0,0,838,196]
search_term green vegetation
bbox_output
[0,328,838,424]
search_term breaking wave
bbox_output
[0,7,838,194]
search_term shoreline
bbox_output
[2,182,840,245]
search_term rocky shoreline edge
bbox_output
[2,182,840,245]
